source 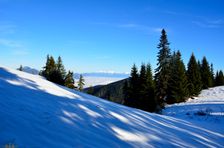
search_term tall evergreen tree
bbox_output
[210,63,215,87]
[155,29,171,107]
[200,56,212,89]
[215,70,224,86]
[64,71,75,89]
[124,64,139,107]
[146,64,156,112]
[56,56,66,79]
[78,74,85,91]
[139,63,148,110]
[187,53,202,96]
[167,51,189,103]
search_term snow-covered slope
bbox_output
[0,67,224,147]
[163,86,224,123]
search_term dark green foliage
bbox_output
[78,74,85,91]
[145,64,156,112]
[215,71,224,86]
[200,57,213,89]
[56,56,66,79]
[84,79,128,104]
[210,64,215,87]
[155,29,171,107]
[64,71,75,89]
[41,55,73,88]
[167,51,189,104]
[187,53,202,96]
[124,64,139,107]
[86,86,95,95]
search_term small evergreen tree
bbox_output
[215,70,224,86]
[78,74,85,91]
[64,71,75,89]
[167,51,189,103]
[124,64,139,107]
[146,64,156,112]
[155,29,171,108]
[200,56,213,89]
[17,65,23,71]
[210,63,215,87]
[187,53,202,96]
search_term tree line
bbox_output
[38,55,85,91]
[123,29,224,112]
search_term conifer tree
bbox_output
[167,51,189,103]
[215,70,224,86]
[124,64,139,107]
[139,63,148,110]
[64,71,75,89]
[210,64,215,87]
[56,56,66,79]
[155,29,171,107]
[187,53,202,96]
[146,64,156,112]
[78,74,85,91]
[200,57,213,89]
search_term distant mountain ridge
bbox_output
[21,66,39,75]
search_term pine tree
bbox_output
[215,70,224,86]
[200,57,212,89]
[139,63,148,110]
[124,64,139,107]
[210,64,215,86]
[64,71,75,89]
[187,53,202,96]
[146,64,156,112]
[155,29,171,107]
[56,56,66,79]
[167,51,189,103]
[78,74,85,91]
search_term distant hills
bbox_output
[84,78,129,104]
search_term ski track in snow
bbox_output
[0,67,224,147]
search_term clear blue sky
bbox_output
[0,0,224,73]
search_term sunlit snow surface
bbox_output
[0,67,223,147]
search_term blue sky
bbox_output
[0,0,224,73]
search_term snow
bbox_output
[0,66,224,147]
[163,87,224,124]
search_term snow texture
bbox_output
[0,67,223,147]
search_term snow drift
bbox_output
[0,67,223,147]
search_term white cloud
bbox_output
[0,38,22,48]
[192,19,224,28]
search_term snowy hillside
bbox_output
[0,67,224,147]
[163,86,224,123]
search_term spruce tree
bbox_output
[187,53,202,96]
[215,70,224,86]
[78,74,85,91]
[155,29,171,107]
[146,64,156,112]
[139,63,148,110]
[167,51,189,103]
[210,64,215,87]
[124,64,139,107]
[56,56,66,79]
[200,57,212,89]
[64,71,75,89]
